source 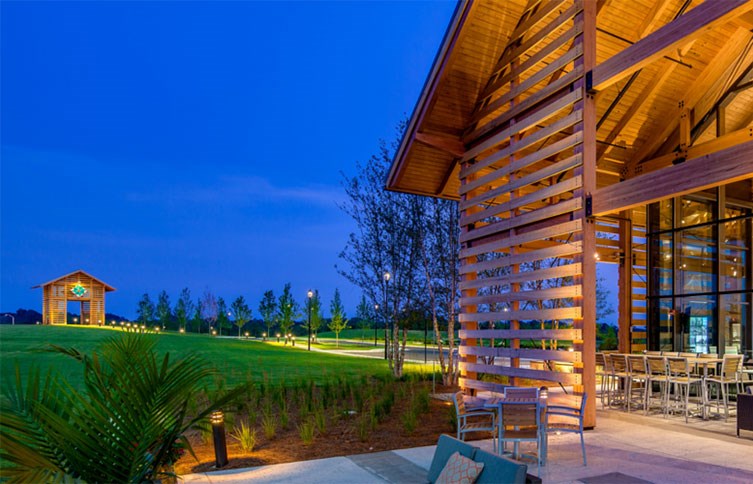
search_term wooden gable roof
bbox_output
[33,270,116,292]
[387,0,753,200]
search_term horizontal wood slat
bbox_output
[480,22,583,101]
[461,176,582,226]
[475,44,583,123]
[459,306,582,323]
[466,67,583,145]
[460,362,582,385]
[464,85,581,162]
[460,197,581,244]
[460,132,583,196]
[460,242,582,276]
[459,262,582,290]
[459,285,582,307]
[460,218,582,259]
[459,378,507,395]
[460,153,582,210]
[488,2,581,88]
[460,110,582,179]
[459,328,582,340]
[459,345,583,363]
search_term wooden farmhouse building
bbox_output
[387,0,753,426]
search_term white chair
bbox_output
[452,391,497,452]
[546,393,587,466]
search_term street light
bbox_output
[2,314,15,325]
[307,290,314,351]
[374,304,379,347]
[383,271,390,360]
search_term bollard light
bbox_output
[276,333,281,343]
[210,410,228,467]
[292,336,296,346]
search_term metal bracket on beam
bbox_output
[586,70,596,95]
[585,193,593,218]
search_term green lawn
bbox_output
[0,325,402,391]
[316,328,457,343]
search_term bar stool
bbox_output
[665,357,702,423]
[705,355,743,421]
[609,354,629,408]
[627,355,648,413]
[645,356,668,416]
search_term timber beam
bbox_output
[589,0,752,93]
[592,139,753,216]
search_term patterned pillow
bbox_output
[435,451,485,484]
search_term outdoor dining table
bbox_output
[483,394,548,465]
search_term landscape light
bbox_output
[307,290,314,351]
[210,411,228,468]
[179,328,185,334]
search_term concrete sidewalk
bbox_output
[183,409,753,484]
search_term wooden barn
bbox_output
[387,0,753,426]
[34,270,116,326]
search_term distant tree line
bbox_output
[133,284,369,343]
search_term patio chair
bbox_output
[452,391,497,452]
[498,398,544,474]
[546,393,587,466]
[705,354,743,421]
[596,353,609,405]
[627,355,648,413]
[665,357,702,423]
[645,356,668,416]
[608,353,629,408]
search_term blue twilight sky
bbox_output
[1,1,618,323]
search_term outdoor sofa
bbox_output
[425,434,541,484]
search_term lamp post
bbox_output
[374,304,379,347]
[2,314,15,325]
[307,290,314,351]
[383,271,390,360]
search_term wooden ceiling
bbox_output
[387,0,753,200]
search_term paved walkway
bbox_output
[184,407,753,484]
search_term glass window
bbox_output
[721,293,748,356]
[678,195,715,226]
[677,296,717,354]
[676,224,716,294]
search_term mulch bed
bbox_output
[175,383,458,475]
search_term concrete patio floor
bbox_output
[183,405,753,484]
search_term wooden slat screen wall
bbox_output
[457,0,595,417]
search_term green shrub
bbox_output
[231,421,258,453]
[299,420,315,446]
[261,412,277,440]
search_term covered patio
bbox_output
[387,0,753,428]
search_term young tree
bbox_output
[258,290,277,339]
[201,289,218,334]
[174,288,194,332]
[338,123,459,378]
[328,289,349,348]
[596,276,616,325]
[191,298,204,333]
[276,283,298,344]
[216,297,228,336]
[231,295,252,337]
[136,293,155,327]
[305,290,323,343]
[156,290,172,330]
[355,294,374,342]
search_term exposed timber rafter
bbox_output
[589,0,752,92]
[627,27,753,168]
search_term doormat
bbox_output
[579,472,653,484]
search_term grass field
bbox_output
[0,325,412,391]
[316,328,459,344]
